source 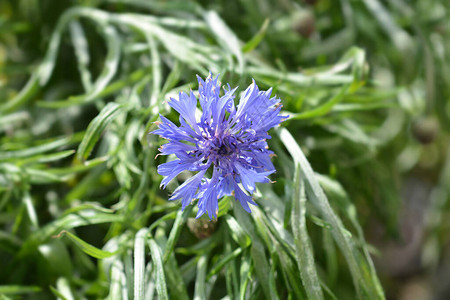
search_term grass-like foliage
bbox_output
[1,0,449,299]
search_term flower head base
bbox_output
[152,74,287,219]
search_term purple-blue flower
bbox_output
[152,74,287,219]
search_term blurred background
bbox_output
[0,0,449,299]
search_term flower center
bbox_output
[198,134,238,165]
[217,143,231,155]
[216,135,238,157]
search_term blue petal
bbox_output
[197,73,220,110]
[211,87,237,129]
[158,158,205,188]
[249,149,276,172]
[234,80,259,120]
[170,169,206,210]
[233,82,286,132]
[234,162,273,193]
[218,174,234,198]
[196,186,219,219]
[168,92,199,130]
[196,167,221,219]
[253,104,286,132]
[151,115,196,143]
[232,181,257,213]
[159,141,196,156]
[179,116,202,140]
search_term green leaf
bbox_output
[134,228,148,300]
[23,191,39,229]
[49,286,69,300]
[193,254,208,300]
[289,85,349,120]
[163,251,190,300]
[69,20,92,91]
[0,74,39,114]
[276,250,306,300]
[251,238,279,300]
[224,215,251,249]
[0,112,29,130]
[49,156,108,176]
[163,206,192,262]
[292,166,324,300]
[108,260,127,300]
[26,168,69,184]
[38,240,73,278]
[0,137,70,161]
[37,66,151,108]
[217,196,232,217]
[204,10,244,73]
[111,15,211,73]
[18,150,75,165]
[20,209,124,256]
[248,66,353,87]
[54,277,75,300]
[77,102,125,162]
[206,248,242,280]
[149,211,178,232]
[0,286,41,295]
[234,207,280,300]
[81,25,121,103]
[146,33,162,108]
[224,233,239,298]
[239,253,253,300]
[242,18,270,53]
[0,230,21,254]
[278,127,384,300]
[148,239,169,300]
[55,230,117,259]
[37,8,73,86]
[318,174,384,296]
[324,119,379,146]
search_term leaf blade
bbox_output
[291,166,324,300]
[56,230,117,259]
[148,239,169,300]
[77,102,125,162]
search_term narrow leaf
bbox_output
[0,137,70,161]
[134,228,148,300]
[225,215,251,249]
[55,230,117,259]
[148,239,169,300]
[163,206,192,261]
[234,207,280,300]
[290,85,349,120]
[204,10,244,73]
[21,209,123,256]
[193,255,208,300]
[292,167,324,300]
[206,248,242,280]
[0,286,41,294]
[77,102,125,162]
[69,20,92,91]
[278,127,384,299]
[242,18,270,53]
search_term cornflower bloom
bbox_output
[152,74,287,219]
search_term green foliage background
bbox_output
[0,0,449,299]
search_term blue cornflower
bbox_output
[152,74,287,219]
